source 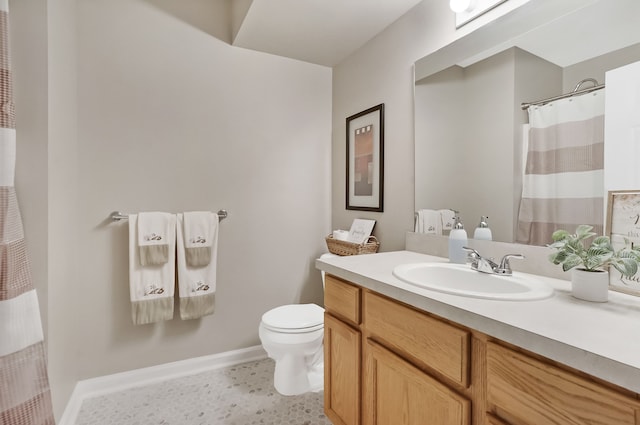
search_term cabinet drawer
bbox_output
[324,275,361,325]
[363,291,470,387]
[487,342,640,425]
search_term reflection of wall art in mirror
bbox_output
[346,104,384,212]
[606,190,640,296]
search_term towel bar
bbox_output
[110,210,228,222]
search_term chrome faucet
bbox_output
[462,247,524,276]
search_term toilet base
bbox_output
[306,361,324,393]
[259,254,335,394]
[273,355,323,396]
[259,322,324,396]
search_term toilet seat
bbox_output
[261,304,324,334]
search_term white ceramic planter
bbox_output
[571,268,609,302]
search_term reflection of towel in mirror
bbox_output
[177,212,218,320]
[129,213,176,325]
[137,212,172,266]
[439,209,456,233]
[414,209,441,234]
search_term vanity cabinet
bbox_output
[324,274,472,425]
[323,273,640,425]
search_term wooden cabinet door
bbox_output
[324,312,361,425]
[363,338,470,425]
[486,413,512,425]
[487,342,640,425]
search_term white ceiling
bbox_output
[231,0,424,67]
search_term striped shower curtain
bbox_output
[516,90,605,246]
[0,2,56,424]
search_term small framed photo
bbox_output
[346,104,384,212]
[347,219,376,245]
[606,190,640,296]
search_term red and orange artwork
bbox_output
[354,125,374,196]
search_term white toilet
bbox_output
[258,253,335,396]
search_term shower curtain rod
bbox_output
[521,78,605,110]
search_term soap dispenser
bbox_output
[473,216,493,241]
[448,213,468,264]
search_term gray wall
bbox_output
[414,48,561,242]
[11,0,332,417]
[457,49,516,240]
[331,0,452,252]
[415,65,465,220]
[331,0,533,251]
[563,42,640,91]
[332,0,640,251]
[14,0,630,417]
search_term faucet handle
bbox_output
[496,254,525,275]
[462,247,483,265]
[462,247,481,259]
[462,247,498,272]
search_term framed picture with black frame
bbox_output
[345,103,384,212]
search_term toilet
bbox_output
[258,253,336,396]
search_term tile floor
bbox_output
[74,358,332,425]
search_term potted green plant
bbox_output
[548,224,640,301]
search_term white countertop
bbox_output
[316,250,640,393]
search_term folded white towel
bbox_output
[129,213,176,325]
[414,211,422,233]
[414,209,442,234]
[183,211,214,267]
[439,209,456,233]
[177,212,218,320]
[137,212,173,266]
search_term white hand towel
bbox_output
[137,212,172,266]
[439,209,456,233]
[129,213,176,325]
[414,210,423,233]
[177,212,218,320]
[183,211,214,267]
[415,209,441,234]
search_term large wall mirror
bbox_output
[414,0,640,244]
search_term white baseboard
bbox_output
[58,345,267,425]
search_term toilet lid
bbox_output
[262,304,324,332]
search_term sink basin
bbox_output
[392,263,554,301]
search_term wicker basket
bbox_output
[325,234,380,256]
